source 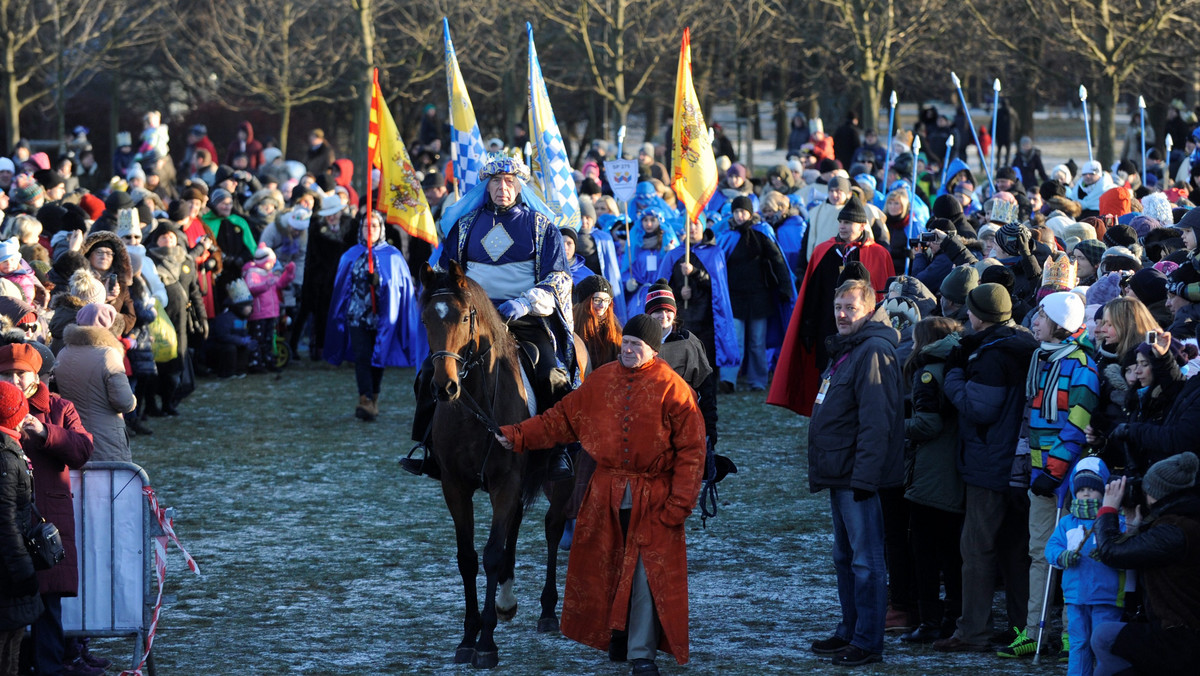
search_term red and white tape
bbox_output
[120,486,201,676]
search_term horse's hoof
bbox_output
[454,647,475,664]
[471,650,499,669]
[497,602,517,623]
[537,616,559,633]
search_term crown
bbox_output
[988,199,1019,225]
[116,208,140,237]
[1041,252,1078,290]
[226,278,252,304]
[479,152,530,183]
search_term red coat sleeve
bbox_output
[664,382,706,515]
[24,399,93,469]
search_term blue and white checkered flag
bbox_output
[444,18,486,195]
[526,22,581,231]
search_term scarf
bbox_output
[1025,340,1078,423]
[1069,497,1101,520]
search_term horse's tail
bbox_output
[519,450,551,509]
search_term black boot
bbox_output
[399,445,441,480]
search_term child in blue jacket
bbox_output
[1045,456,1127,676]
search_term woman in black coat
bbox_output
[0,385,44,672]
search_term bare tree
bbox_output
[819,0,947,131]
[165,0,355,157]
[529,0,694,134]
[1,0,164,148]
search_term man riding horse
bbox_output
[405,153,576,480]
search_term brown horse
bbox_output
[418,261,574,669]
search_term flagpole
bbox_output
[617,125,627,159]
[942,134,954,187]
[366,68,378,312]
[951,72,994,194]
[449,141,460,200]
[884,91,897,178]
[1166,134,1174,179]
[1080,85,1094,164]
[1139,95,1148,182]
[991,79,1001,177]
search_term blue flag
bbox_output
[444,18,486,199]
[526,22,581,231]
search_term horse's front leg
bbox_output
[472,477,524,669]
[441,481,479,664]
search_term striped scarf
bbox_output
[1025,340,1078,423]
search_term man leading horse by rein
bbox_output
[406,153,578,481]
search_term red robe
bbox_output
[501,358,705,664]
[766,236,894,416]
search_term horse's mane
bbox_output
[420,268,518,361]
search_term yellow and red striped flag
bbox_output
[671,28,717,225]
[369,69,437,244]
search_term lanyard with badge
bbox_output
[815,352,850,406]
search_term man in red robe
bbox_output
[496,314,705,675]
[767,195,895,416]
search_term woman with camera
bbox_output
[1092,452,1200,675]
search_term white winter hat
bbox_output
[1039,291,1085,334]
[0,158,13,174]
[1080,160,1103,177]
[284,207,312,231]
[317,193,342,217]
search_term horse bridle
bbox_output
[427,289,501,438]
[429,290,490,379]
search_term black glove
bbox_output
[1108,423,1131,442]
[852,488,875,502]
[1030,472,1062,498]
[945,346,966,370]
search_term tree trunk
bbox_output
[774,98,788,151]
[280,100,292,158]
[353,0,374,199]
[860,76,880,134]
[2,28,19,147]
[1097,76,1118,167]
[644,97,659,145]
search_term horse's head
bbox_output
[421,261,479,402]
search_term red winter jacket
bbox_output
[22,383,94,596]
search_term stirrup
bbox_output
[399,444,427,476]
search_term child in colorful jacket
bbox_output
[1045,457,1127,676]
[242,243,294,372]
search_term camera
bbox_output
[920,231,938,244]
[907,238,920,248]
[1121,475,1146,511]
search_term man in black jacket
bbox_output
[934,283,1039,652]
[807,279,904,667]
[1093,452,1200,674]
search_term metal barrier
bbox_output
[61,461,160,676]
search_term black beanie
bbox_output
[573,274,612,304]
[731,195,755,214]
[105,190,133,212]
[979,264,1015,292]
[558,226,578,247]
[928,216,956,234]
[837,195,868,224]
[61,203,88,232]
[1103,224,1138,249]
[1177,207,1200,236]
[622,314,662,351]
[1040,180,1066,201]
[644,280,677,315]
[837,261,871,287]
[36,204,67,234]
[1128,268,1168,305]
[167,200,191,223]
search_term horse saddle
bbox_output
[516,341,570,414]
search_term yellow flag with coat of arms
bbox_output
[369,70,437,244]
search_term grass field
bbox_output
[101,360,1062,675]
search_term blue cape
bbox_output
[716,223,797,354]
[325,243,426,368]
[588,228,628,322]
[656,242,741,369]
